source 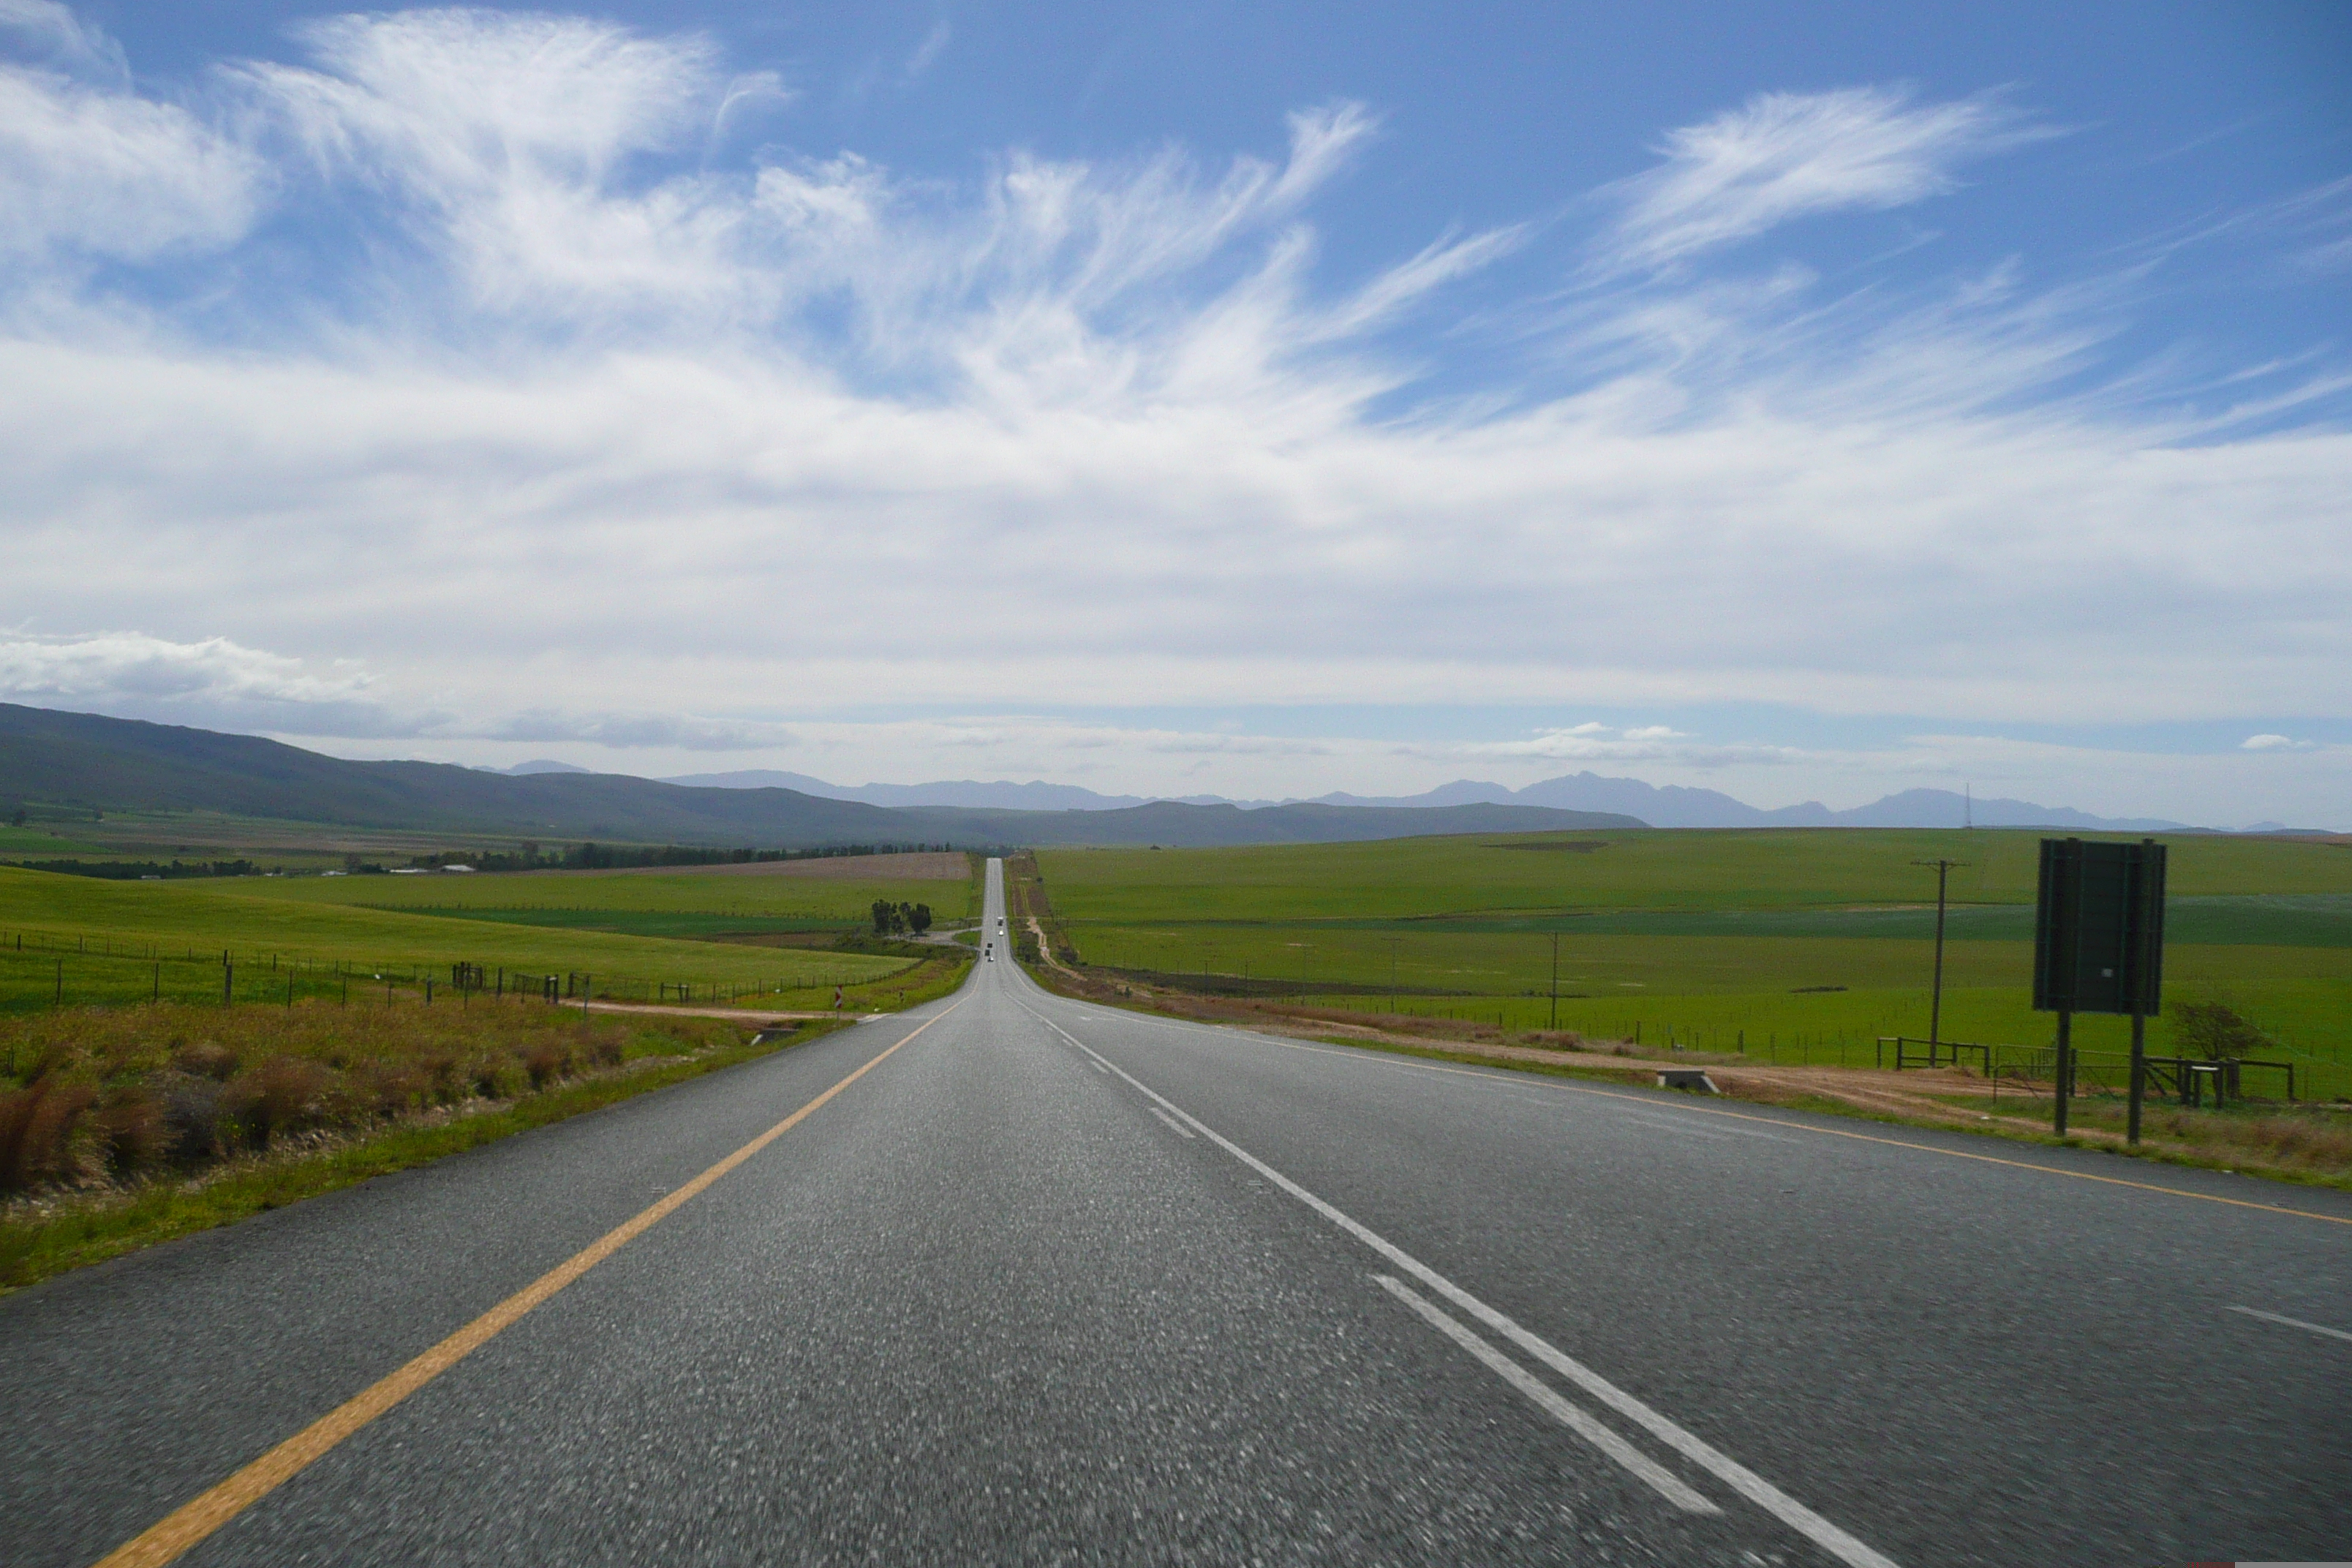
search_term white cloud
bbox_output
[0,17,2344,825]
[2240,733,2315,752]
[0,631,369,706]
[1460,727,1801,769]
[0,632,415,737]
[0,8,262,260]
[1598,86,2049,273]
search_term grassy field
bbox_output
[233,858,973,929]
[0,866,920,1013]
[0,808,542,872]
[1036,829,2352,1096]
[1042,829,2352,918]
[0,824,110,856]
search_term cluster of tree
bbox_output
[5,858,258,879]
[870,900,934,935]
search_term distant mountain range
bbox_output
[655,766,2197,833]
[1297,774,2198,832]
[656,769,1193,810]
[0,706,1640,848]
[2,706,2245,847]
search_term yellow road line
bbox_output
[1145,1017,2352,1229]
[94,1002,960,1568]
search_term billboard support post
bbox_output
[2054,1010,2072,1135]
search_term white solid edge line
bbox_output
[2227,1305,2352,1344]
[1016,1000,1903,1568]
[1374,1275,1721,1515]
[1149,1106,1198,1139]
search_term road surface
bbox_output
[4,859,2346,1565]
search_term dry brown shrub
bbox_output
[418,1052,461,1105]
[2250,1115,2352,1166]
[524,1043,571,1090]
[172,1041,239,1081]
[91,1088,171,1175]
[220,1057,330,1148]
[0,1079,99,1191]
[0,998,743,1188]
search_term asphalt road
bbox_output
[5,859,2347,1566]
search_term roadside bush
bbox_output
[159,1083,225,1166]
[0,1080,98,1191]
[172,1041,239,1081]
[91,1088,170,1175]
[524,1043,571,1090]
[0,1000,740,1197]
[220,1057,330,1149]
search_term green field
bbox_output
[227,862,975,938]
[0,866,921,1012]
[0,824,109,856]
[1037,829,2352,1096]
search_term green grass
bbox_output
[1038,829,2352,1092]
[235,864,973,923]
[0,867,911,1012]
[326,908,854,941]
[1041,828,2352,922]
[0,824,108,855]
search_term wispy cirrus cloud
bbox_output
[0,1,261,261]
[1596,86,2051,274]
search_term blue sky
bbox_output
[2,1,2348,823]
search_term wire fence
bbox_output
[1214,990,2352,1101]
[0,927,890,1018]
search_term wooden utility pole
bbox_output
[1912,858,1968,1047]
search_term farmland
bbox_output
[230,851,976,934]
[1033,829,2352,1095]
[0,851,979,1014]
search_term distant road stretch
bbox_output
[7,861,2347,1566]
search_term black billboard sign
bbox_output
[2032,837,2166,1017]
